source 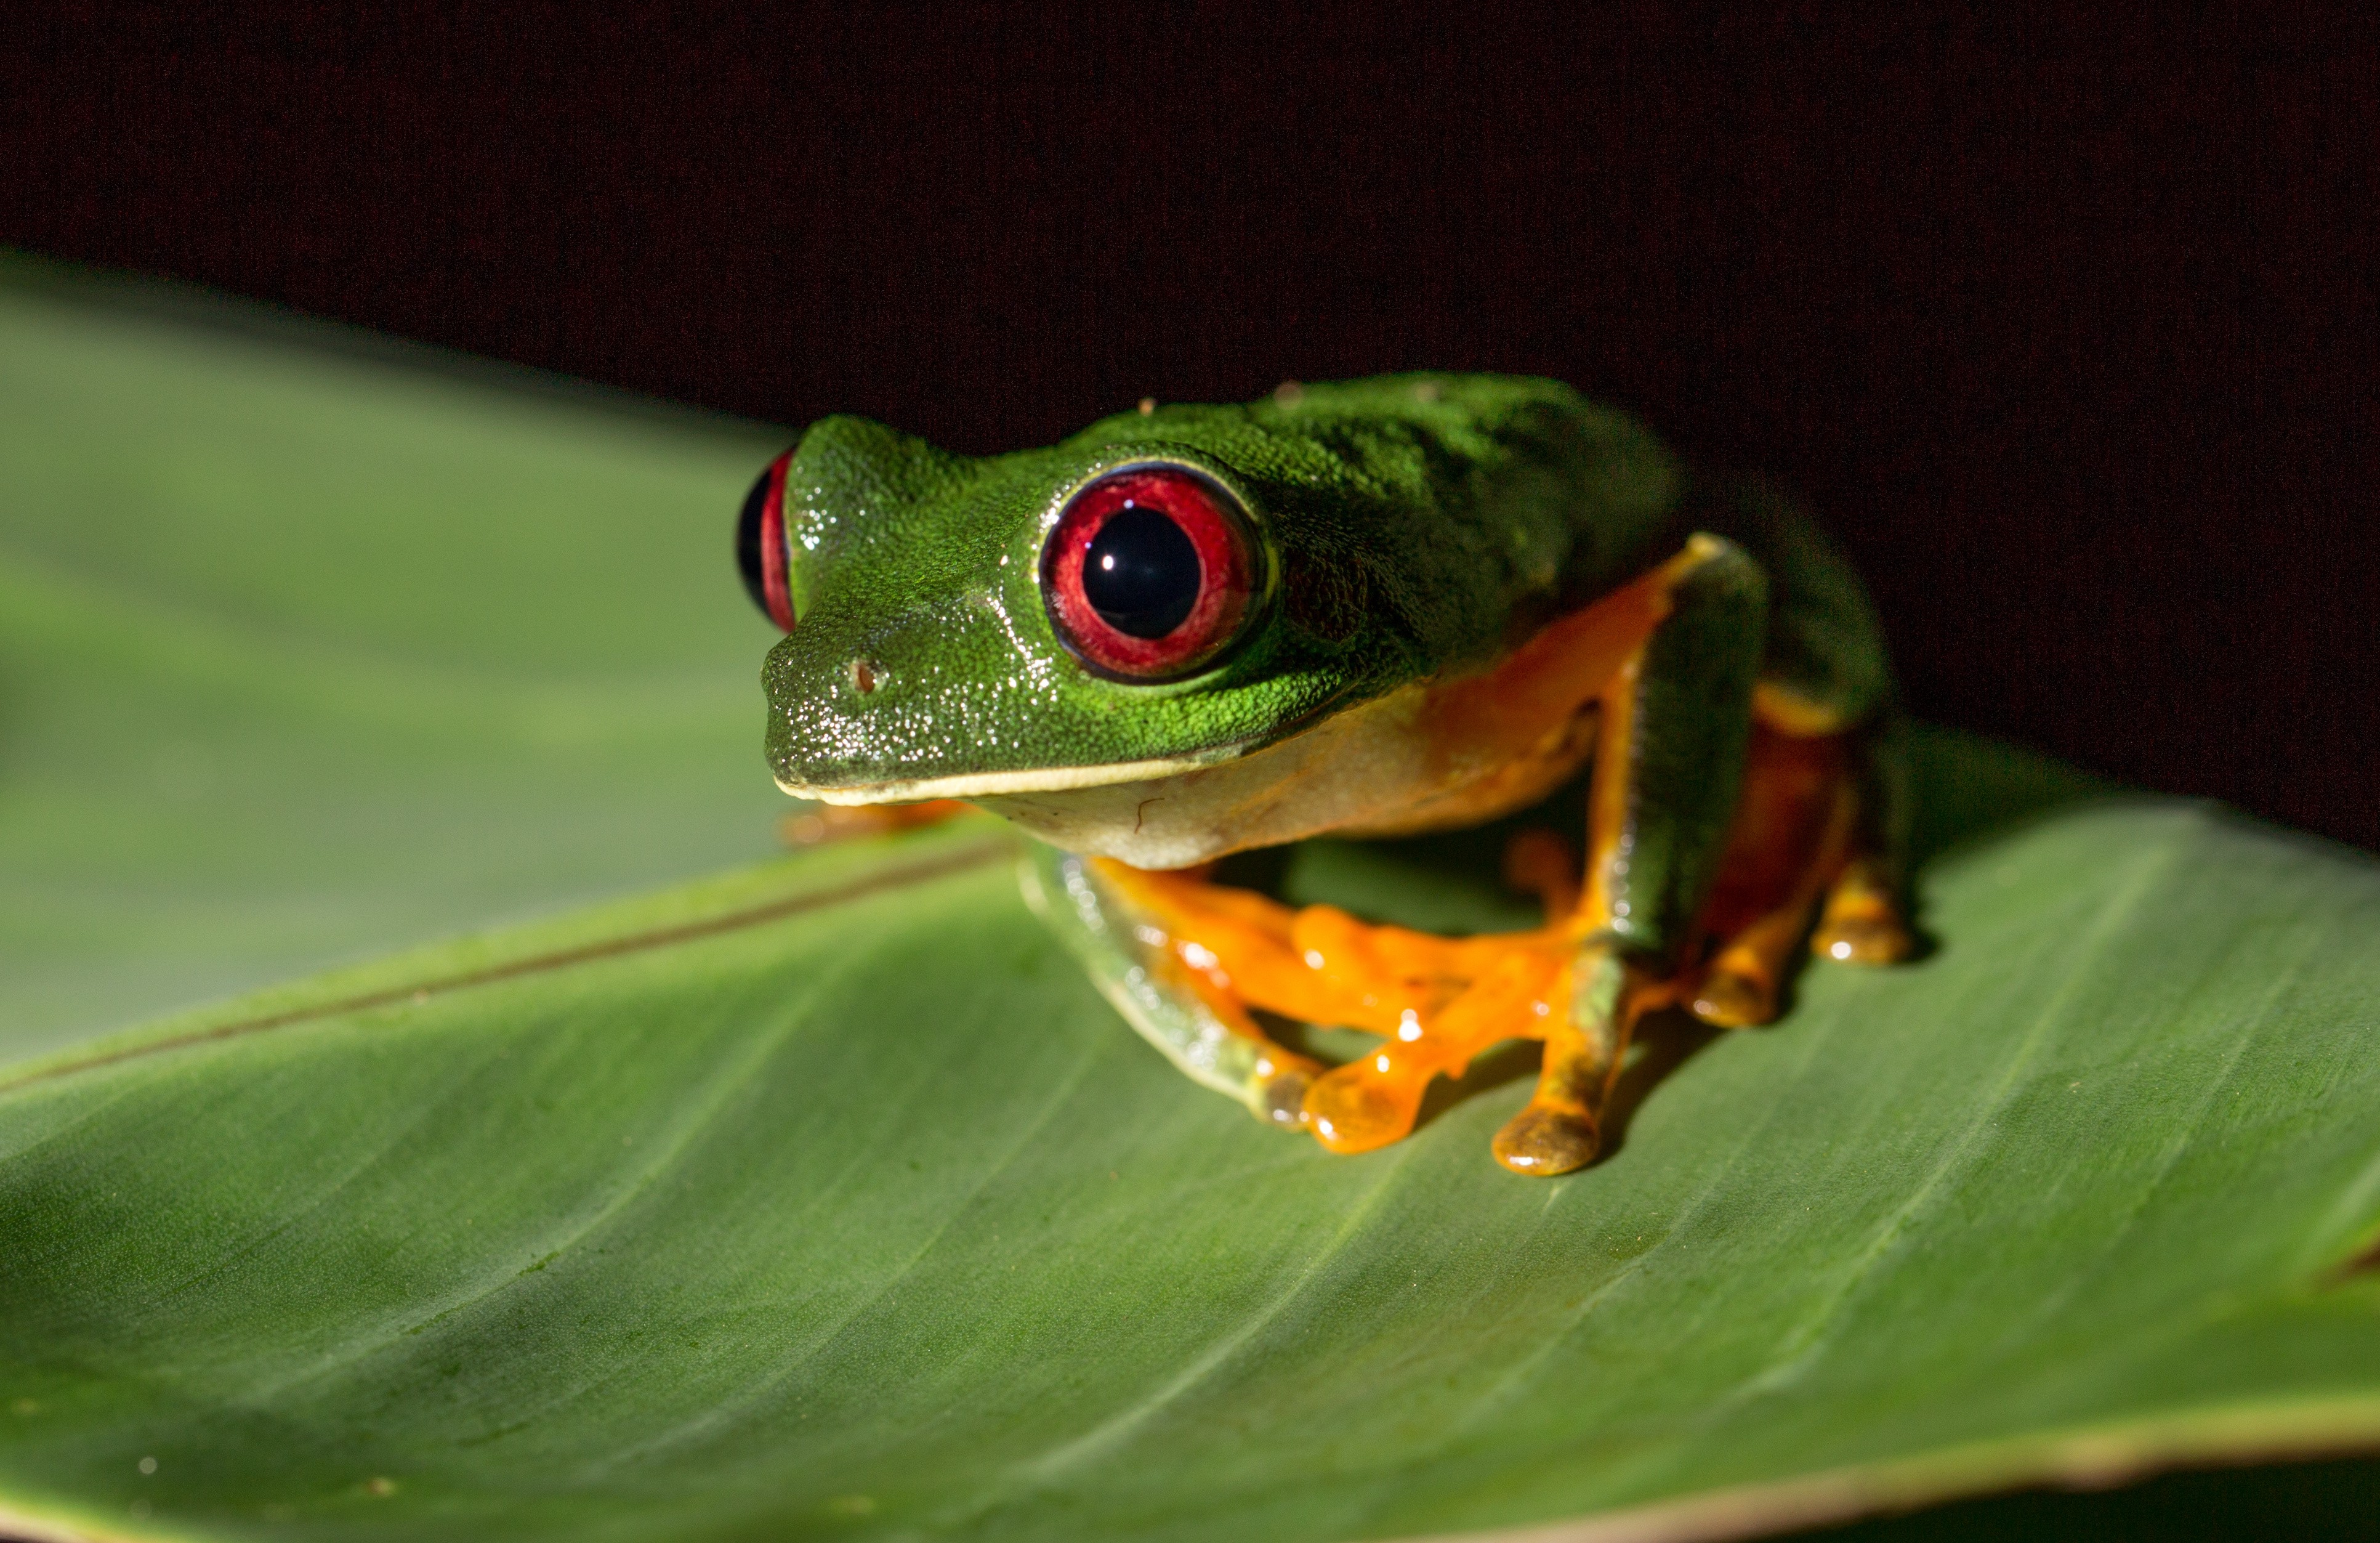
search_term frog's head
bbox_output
[736,379,1672,807]
[740,407,1381,805]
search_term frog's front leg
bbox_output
[1017,844,1323,1125]
[1035,847,1556,1142]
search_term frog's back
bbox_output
[1056,374,1685,679]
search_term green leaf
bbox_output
[4,261,2379,1543]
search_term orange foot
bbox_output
[1092,848,1582,1159]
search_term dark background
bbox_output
[3,3,2374,845]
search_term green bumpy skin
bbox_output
[762,375,1684,794]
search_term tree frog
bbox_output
[736,376,1910,1176]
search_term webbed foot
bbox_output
[1303,944,1567,1153]
[1076,849,1581,1157]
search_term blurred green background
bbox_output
[0,256,791,1061]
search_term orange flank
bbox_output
[1411,543,1703,779]
[1336,543,1712,842]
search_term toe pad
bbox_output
[1493,1104,1600,1175]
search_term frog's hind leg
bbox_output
[1027,515,1908,1171]
[1069,844,1573,1154]
[1257,533,1778,1176]
[1696,475,1913,971]
[1685,723,1858,1028]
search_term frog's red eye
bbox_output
[736,449,797,631]
[1042,466,1257,679]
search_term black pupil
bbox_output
[1083,504,1202,638]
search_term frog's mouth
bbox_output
[772,740,1256,807]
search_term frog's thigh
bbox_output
[1716,482,1913,947]
[1496,535,1769,1175]
[1017,846,1319,1125]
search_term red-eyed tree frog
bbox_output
[737,376,1909,1175]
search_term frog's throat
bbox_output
[776,544,1703,870]
[970,673,1603,869]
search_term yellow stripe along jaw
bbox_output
[772,743,1256,807]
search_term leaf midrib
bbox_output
[0,835,1018,1100]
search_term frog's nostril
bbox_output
[847,658,880,695]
